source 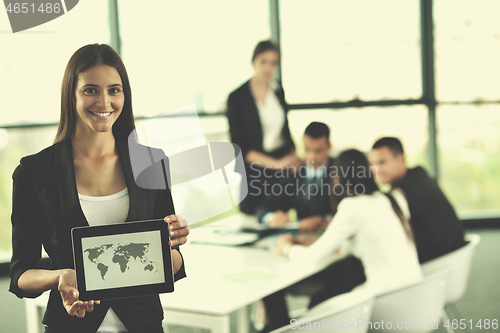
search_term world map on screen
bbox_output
[84,243,159,280]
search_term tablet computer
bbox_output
[71,219,174,301]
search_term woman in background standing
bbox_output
[227,40,301,215]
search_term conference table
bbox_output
[25,214,346,333]
[160,214,346,333]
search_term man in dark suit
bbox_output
[255,121,334,232]
[370,137,466,263]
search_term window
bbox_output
[434,0,500,218]
[434,0,500,102]
[287,106,429,169]
[0,0,110,126]
[118,0,271,116]
[437,105,500,218]
[280,0,422,104]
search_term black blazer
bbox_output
[392,166,466,263]
[255,158,335,223]
[9,139,186,333]
[226,79,295,160]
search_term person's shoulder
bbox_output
[353,191,406,218]
[228,79,251,100]
[349,191,390,208]
[395,165,430,186]
[335,192,383,223]
[339,191,377,208]
[19,143,58,170]
[407,166,429,177]
[14,143,60,181]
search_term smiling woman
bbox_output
[9,44,189,333]
[74,64,124,133]
[74,65,124,134]
[54,45,135,144]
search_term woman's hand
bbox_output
[277,233,294,256]
[299,215,323,232]
[293,234,319,247]
[58,269,100,318]
[279,153,303,171]
[164,214,189,247]
[268,210,290,228]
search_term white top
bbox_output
[288,190,423,295]
[252,80,286,152]
[79,188,130,333]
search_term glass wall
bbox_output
[437,105,500,218]
[118,0,270,116]
[434,0,500,102]
[434,0,500,217]
[287,106,429,169]
[0,0,110,126]
[280,0,422,104]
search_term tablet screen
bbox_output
[72,219,174,301]
[82,230,165,291]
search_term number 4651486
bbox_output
[5,3,61,14]
[444,319,498,330]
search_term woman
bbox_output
[227,40,302,215]
[265,149,422,331]
[9,44,189,333]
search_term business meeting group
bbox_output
[225,40,466,332]
[7,38,481,333]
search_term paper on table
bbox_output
[242,221,301,231]
[191,230,259,246]
[222,270,279,284]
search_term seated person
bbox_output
[255,122,333,232]
[370,137,466,263]
[263,149,422,332]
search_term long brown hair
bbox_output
[54,44,135,143]
[329,149,379,215]
[329,149,415,243]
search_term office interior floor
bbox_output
[1,229,498,333]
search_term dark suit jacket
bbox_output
[9,139,186,333]
[392,166,466,263]
[226,79,295,160]
[227,80,296,214]
[255,158,335,223]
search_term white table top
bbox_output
[160,214,345,315]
